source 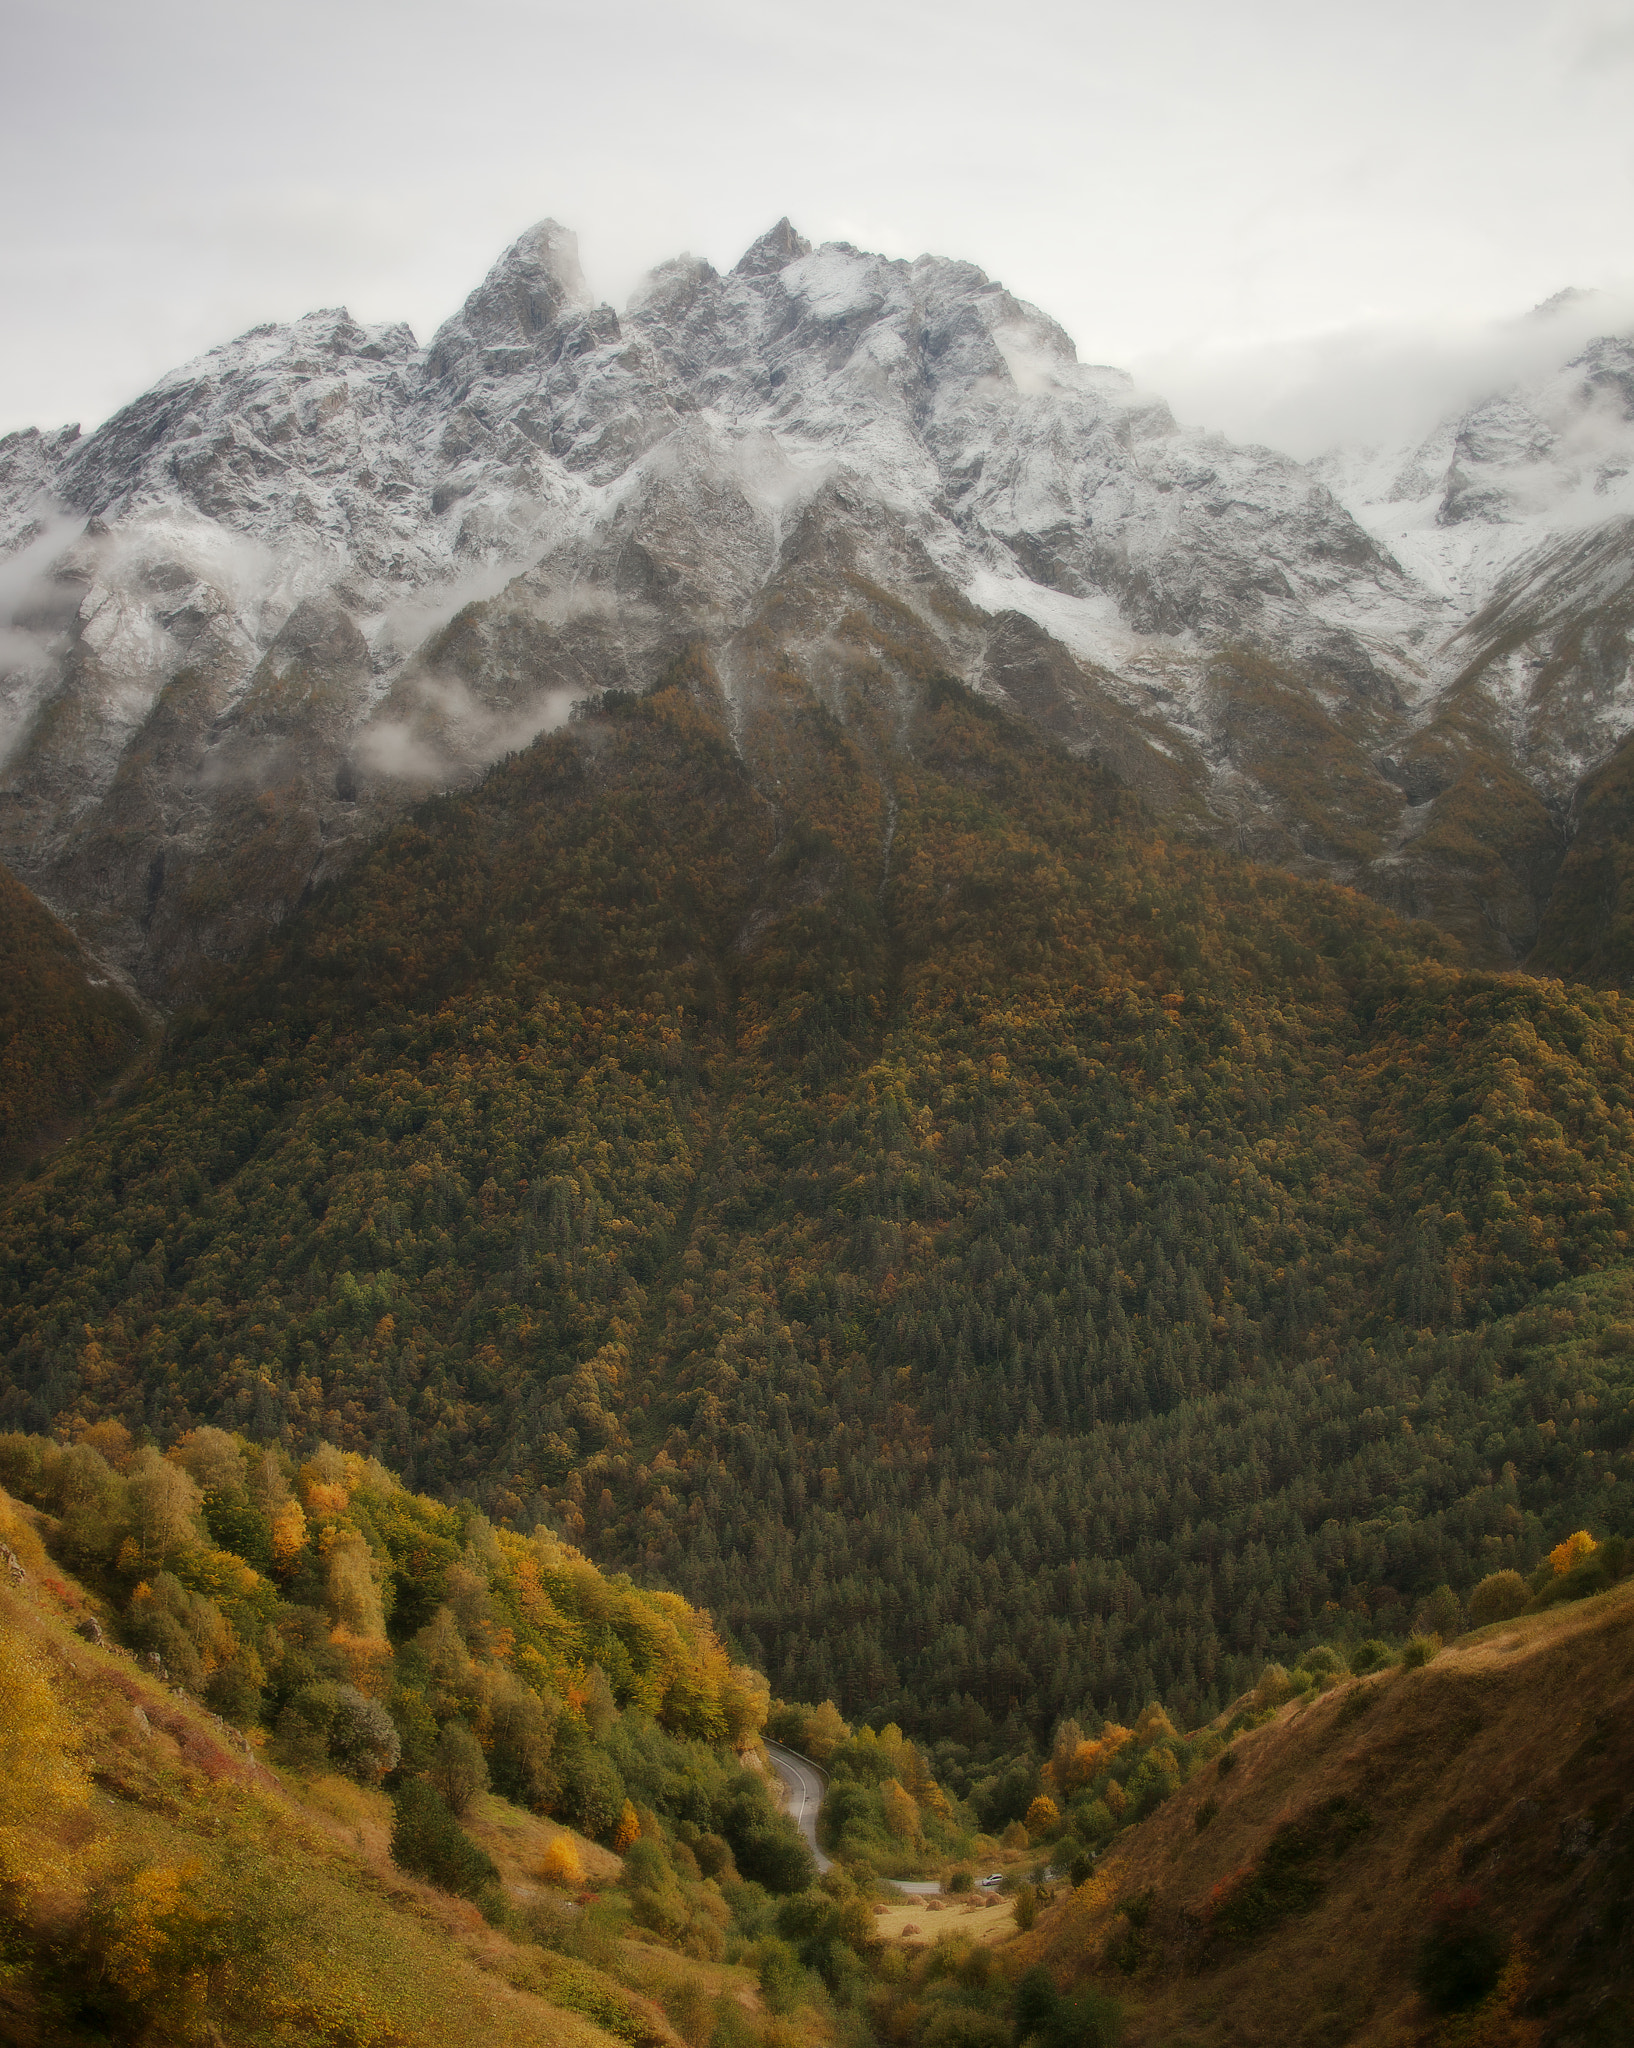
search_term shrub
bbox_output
[390,1778,501,1910]
[921,2011,1010,2048]
[1468,1571,1529,1627]
[1026,1986,1121,2048]
[1252,1664,1296,1709]
[1001,1820,1029,1851]
[328,1685,400,1783]
[1349,1639,1393,1675]
[753,1936,802,2014]
[948,1868,973,1892]
[429,1718,488,1817]
[1075,1798,1116,1842]
[538,1836,583,1887]
[1415,1890,1507,2011]
[1024,1795,1060,1837]
[1195,1797,1220,1833]
[1413,1585,1462,1640]
[1208,1799,1368,1946]
[1401,1634,1439,1669]
[1015,1967,1059,2045]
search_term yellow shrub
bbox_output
[539,1835,583,1887]
[1025,1795,1060,1836]
[613,1800,642,1851]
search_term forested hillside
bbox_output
[0,1427,850,2044]
[0,865,146,1167]
[4,616,1634,1747]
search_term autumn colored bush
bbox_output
[538,1835,584,1887]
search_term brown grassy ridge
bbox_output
[0,1484,698,2048]
[1014,1582,1634,2046]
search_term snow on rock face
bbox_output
[1322,331,1634,607]
[2,215,1633,993]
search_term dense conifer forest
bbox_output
[4,629,1634,1753]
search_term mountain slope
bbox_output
[11,220,1633,994]
[0,1469,736,2048]
[5,632,1634,1736]
[1019,1576,1634,2046]
[0,863,146,1166]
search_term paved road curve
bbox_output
[764,1739,832,1872]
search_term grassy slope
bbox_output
[1020,1583,1634,2046]
[0,1492,696,2048]
[0,863,146,1168]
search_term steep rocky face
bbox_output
[1,218,1632,998]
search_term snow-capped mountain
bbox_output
[1,219,1630,998]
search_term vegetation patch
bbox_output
[1204,1797,1371,1949]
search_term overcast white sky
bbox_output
[3,0,1632,454]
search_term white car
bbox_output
[979,1873,1004,1888]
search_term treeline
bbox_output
[3,645,1634,1751]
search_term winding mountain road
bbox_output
[764,1740,832,1872]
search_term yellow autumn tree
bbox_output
[269,1498,307,1575]
[1550,1530,1598,1575]
[1062,1723,1134,1794]
[881,1778,919,1841]
[803,1699,849,1763]
[1025,1795,1060,1837]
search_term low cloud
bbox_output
[1135,285,1634,459]
[358,673,578,784]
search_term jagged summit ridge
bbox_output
[0,216,1630,997]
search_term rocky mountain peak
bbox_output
[426,218,594,393]
[2,221,1632,1001]
[734,218,813,278]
